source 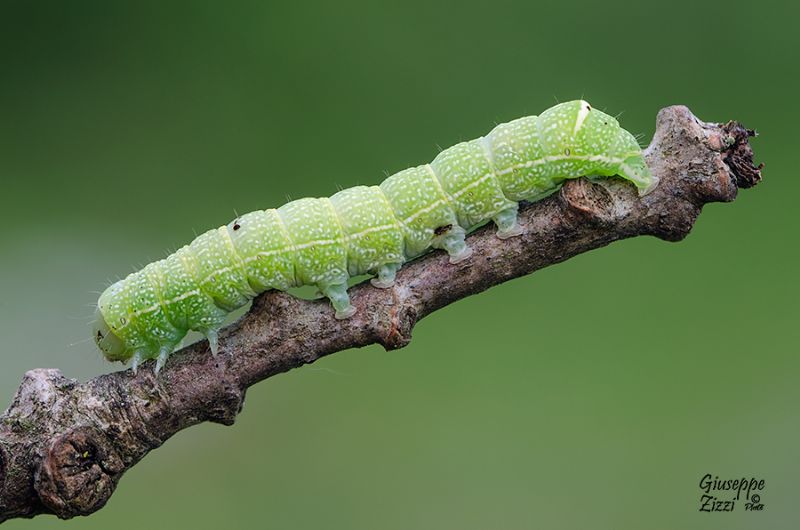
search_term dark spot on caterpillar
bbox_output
[434,224,452,236]
[233,223,241,231]
[96,330,104,340]
[565,148,571,156]
[120,317,127,325]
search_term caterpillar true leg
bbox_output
[493,205,523,239]
[370,262,401,289]
[619,159,660,196]
[205,329,220,356]
[131,351,145,374]
[155,346,171,374]
[320,281,356,319]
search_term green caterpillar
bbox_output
[93,100,657,372]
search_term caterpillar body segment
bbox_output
[92,100,656,369]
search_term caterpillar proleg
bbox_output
[92,100,657,372]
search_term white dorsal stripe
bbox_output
[574,100,591,134]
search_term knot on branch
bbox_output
[8,370,73,422]
[379,299,417,350]
[201,381,245,426]
[559,177,630,227]
[34,426,124,519]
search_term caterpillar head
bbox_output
[613,128,658,196]
[620,155,658,196]
[92,310,130,362]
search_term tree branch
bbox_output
[0,105,762,522]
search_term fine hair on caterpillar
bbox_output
[92,100,658,374]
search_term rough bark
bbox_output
[0,105,762,522]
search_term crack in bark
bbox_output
[0,105,762,522]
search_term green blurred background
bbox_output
[0,0,796,528]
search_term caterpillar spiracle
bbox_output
[92,100,657,372]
